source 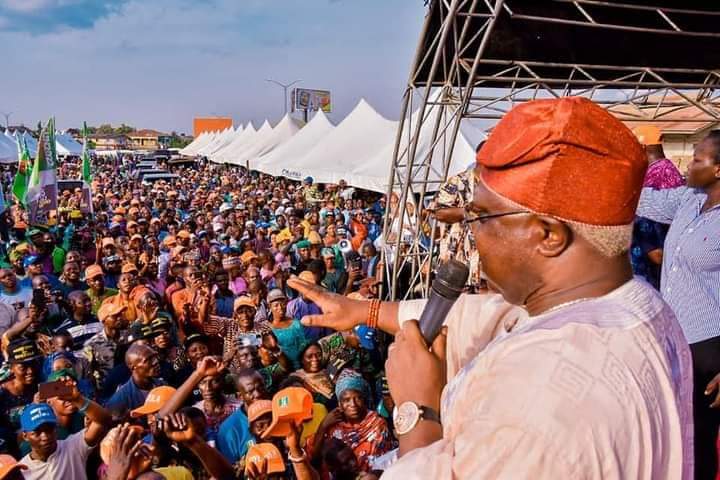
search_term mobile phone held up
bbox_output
[38,380,74,401]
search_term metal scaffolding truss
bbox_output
[383,0,720,300]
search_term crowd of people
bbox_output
[0,95,716,480]
[0,156,396,479]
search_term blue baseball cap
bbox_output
[354,325,377,350]
[23,255,40,268]
[21,403,57,432]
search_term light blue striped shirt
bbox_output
[637,186,720,344]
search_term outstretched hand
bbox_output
[287,276,368,331]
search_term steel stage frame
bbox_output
[382,0,720,300]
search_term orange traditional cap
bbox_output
[130,386,177,417]
[85,264,104,280]
[245,443,286,475]
[477,97,646,226]
[262,387,313,439]
[632,125,662,146]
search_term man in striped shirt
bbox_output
[637,130,720,479]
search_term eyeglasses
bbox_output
[462,210,530,226]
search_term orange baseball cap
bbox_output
[262,387,313,439]
[171,246,187,259]
[0,454,26,478]
[177,230,191,239]
[241,251,258,264]
[247,399,273,422]
[245,443,285,475]
[297,270,316,284]
[130,234,143,242]
[85,264,104,280]
[121,263,139,274]
[100,425,145,478]
[632,125,662,146]
[97,302,127,322]
[130,386,177,417]
[101,237,115,248]
[234,296,257,312]
[163,235,177,247]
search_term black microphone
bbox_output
[418,259,469,345]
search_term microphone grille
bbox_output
[433,259,469,298]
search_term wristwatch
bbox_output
[392,401,441,436]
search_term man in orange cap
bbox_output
[290,97,692,479]
[83,301,128,393]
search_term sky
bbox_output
[0,0,426,135]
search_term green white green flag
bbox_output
[81,121,91,184]
[26,118,58,226]
[11,133,31,206]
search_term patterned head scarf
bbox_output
[335,369,369,402]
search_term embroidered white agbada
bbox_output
[383,279,693,479]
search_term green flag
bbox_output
[12,133,31,206]
[26,119,58,226]
[81,121,91,184]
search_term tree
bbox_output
[116,123,134,135]
[97,124,114,135]
[169,136,192,148]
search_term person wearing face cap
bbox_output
[289,97,692,478]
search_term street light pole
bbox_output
[265,79,302,115]
[0,112,12,129]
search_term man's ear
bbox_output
[530,215,572,258]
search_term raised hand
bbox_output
[162,412,196,443]
[195,356,225,378]
[287,276,368,331]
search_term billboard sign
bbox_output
[292,88,332,113]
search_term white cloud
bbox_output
[0,0,55,12]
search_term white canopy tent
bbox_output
[19,131,38,157]
[0,133,17,164]
[267,99,397,190]
[210,123,256,163]
[338,101,481,192]
[253,110,335,177]
[180,131,215,156]
[55,132,83,156]
[264,95,479,192]
[212,121,270,164]
[242,115,302,170]
[198,126,240,157]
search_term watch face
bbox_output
[393,401,420,435]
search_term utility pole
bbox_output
[1,112,12,129]
[265,79,302,115]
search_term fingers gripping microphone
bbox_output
[419,259,469,345]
